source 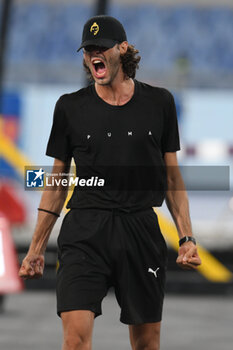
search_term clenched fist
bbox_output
[176,242,201,270]
[19,254,44,279]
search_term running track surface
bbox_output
[0,291,233,350]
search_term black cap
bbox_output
[77,15,127,52]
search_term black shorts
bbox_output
[56,207,168,325]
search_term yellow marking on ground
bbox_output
[155,208,233,282]
[63,159,75,211]
[0,130,32,176]
[63,189,73,212]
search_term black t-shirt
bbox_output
[46,80,180,210]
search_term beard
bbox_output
[83,59,94,82]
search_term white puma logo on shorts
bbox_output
[148,267,160,278]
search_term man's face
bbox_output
[83,44,122,85]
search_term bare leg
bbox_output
[61,310,95,350]
[129,322,161,350]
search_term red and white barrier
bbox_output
[0,214,23,294]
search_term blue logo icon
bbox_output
[26,168,45,188]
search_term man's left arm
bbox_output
[164,152,201,270]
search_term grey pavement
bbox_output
[0,291,233,350]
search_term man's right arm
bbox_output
[19,158,71,279]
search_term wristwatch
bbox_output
[179,236,196,247]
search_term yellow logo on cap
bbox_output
[90,22,99,36]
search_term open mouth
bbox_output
[91,58,107,77]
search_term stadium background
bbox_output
[0,0,233,349]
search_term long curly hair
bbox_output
[83,44,141,81]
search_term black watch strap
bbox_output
[179,236,196,247]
